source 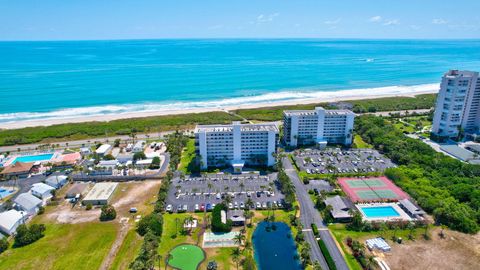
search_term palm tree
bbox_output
[245,198,254,210]
[244,209,254,227]
[233,233,245,247]
[231,247,241,270]
[184,215,195,235]
[243,240,252,252]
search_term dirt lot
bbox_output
[45,180,161,224]
[382,227,480,270]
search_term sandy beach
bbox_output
[0,86,438,130]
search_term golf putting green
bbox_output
[167,244,205,270]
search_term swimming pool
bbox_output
[0,188,14,199]
[360,206,400,218]
[11,153,54,164]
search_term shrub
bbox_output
[211,203,232,233]
[149,156,161,169]
[318,239,336,270]
[13,224,46,247]
[136,213,163,236]
[311,223,319,236]
[85,203,93,210]
[103,154,115,160]
[133,152,146,161]
[38,206,45,215]
[0,238,8,254]
[100,204,116,221]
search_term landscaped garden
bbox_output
[167,244,205,270]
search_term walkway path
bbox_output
[282,156,349,270]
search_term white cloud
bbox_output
[432,18,448,25]
[369,16,382,23]
[383,19,399,26]
[324,18,341,25]
[256,13,279,23]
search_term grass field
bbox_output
[0,222,117,270]
[110,228,144,270]
[353,134,372,149]
[178,139,197,174]
[168,244,205,270]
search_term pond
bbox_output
[253,222,303,270]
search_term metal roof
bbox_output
[14,193,42,211]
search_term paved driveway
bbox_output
[282,157,349,270]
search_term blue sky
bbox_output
[1,0,479,40]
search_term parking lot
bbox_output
[293,148,395,174]
[166,172,286,213]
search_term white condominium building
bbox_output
[195,121,279,170]
[283,107,355,147]
[432,70,480,140]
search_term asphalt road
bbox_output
[282,157,349,270]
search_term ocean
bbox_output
[1,39,480,124]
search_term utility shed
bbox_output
[82,182,118,205]
[65,183,89,199]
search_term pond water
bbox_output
[253,222,303,270]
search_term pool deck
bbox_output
[356,202,412,222]
[3,151,60,167]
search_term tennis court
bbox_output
[339,176,409,203]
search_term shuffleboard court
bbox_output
[168,244,205,270]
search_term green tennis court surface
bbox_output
[168,244,205,270]
[363,179,387,187]
[345,180,369,188]
[355,190,380,200]
[375,189,399,199]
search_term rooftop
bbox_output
[83,182,118,201]
[96,144,112,154]
[14,193,42,210]
[0,162,33,175]
[283,106,354,116]
[195,122,278,133]
[31,183,55,194]
[0,210,26,232]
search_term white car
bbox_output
[194,204,199,211]
[229,203,234,209]
[166,204,173,213]
[234,202,238,209]
[256,202,261,209]
[240,202,245,209]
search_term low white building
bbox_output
[195,121,279,171]
[133,140,146,153]
[97,160,119,170]
[31,183,55,200]
[80,147,92,156]
[283,107,355,147]
[14,193,43,215]
[95,144,112,156]
[45,175,68,189]
[117,153,134,164]
[0,210,27,235]
[82,182,118,205]
[136,159,153,168]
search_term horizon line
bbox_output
[1,37,480,42]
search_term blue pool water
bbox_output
[1,39,480,123]
[0,189,14,198]
[12,153,54,164]
[360,206,400,218]
[253,222,302,270]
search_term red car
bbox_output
[200,203,205,211]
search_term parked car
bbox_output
[206,203,212,211]
[262,202,267,209]
[166,204,173,213]
[183,204,188,212]
[200,203,205,212]
[194,204,199,212]
[129,207,138,213]
[240,202,245,209]
[256,202,261,209]
[228,203,234,209]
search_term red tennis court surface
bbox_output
[338,176,409,203]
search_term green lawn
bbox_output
[353,134,372,149]
[159,213,204,259]
[110,228,143,270]
[178,139,197,174]
[0,222,117,270]
[168,244,205,270]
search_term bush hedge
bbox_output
[317,239,336,270]
[211,203,232,233]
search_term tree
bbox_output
[133,152,146,161]
[103,154,115,160]
[13,224,46,247]
[233,233,245,246]
[114,138,121,147]
[100,204,117,221]
[149,156,161,169]
[0,238,8,254]
[137,213,163,236]
[231,247,241,270]
[184,215,195,235]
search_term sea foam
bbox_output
[0,83,439,124]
